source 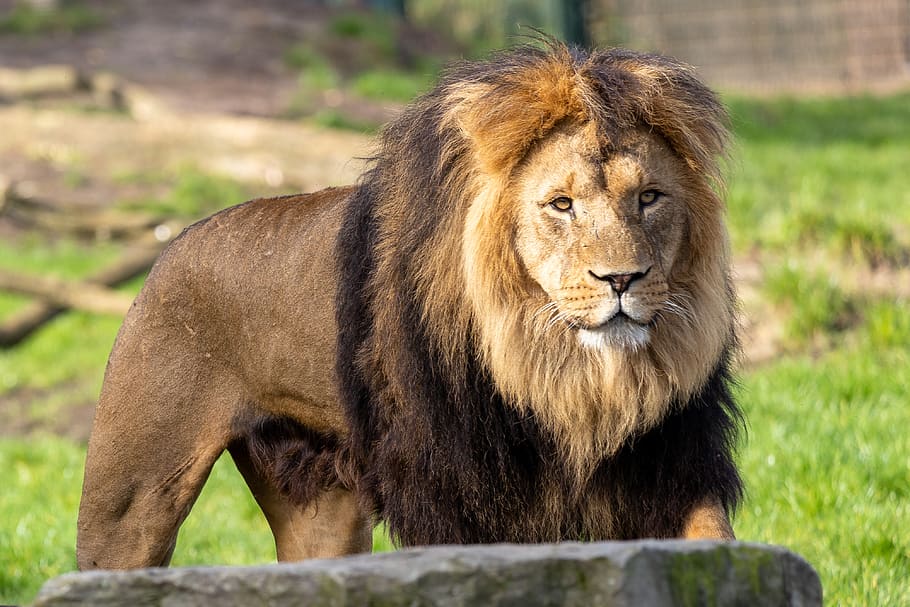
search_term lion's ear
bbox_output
[441,59,587,176]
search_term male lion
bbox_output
[77,43,743,569]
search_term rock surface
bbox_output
[31,541,822,607]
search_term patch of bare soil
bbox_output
[1,0,318,116]
[0,382,95,441]
[735,250,910,368]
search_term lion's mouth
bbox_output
[580,309,648,330]
[576,313,651,350]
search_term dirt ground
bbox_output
[2,0,337,116]
[0,0,395,223]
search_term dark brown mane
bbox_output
[333,43,743,545]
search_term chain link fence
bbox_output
[400,0,910,93]
[592,0,910,93]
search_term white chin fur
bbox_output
[577,320,650,351]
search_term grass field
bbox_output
[2,93,909,605]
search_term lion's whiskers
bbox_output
[530,301,585,340]
[532,301,560,322]
[661,294,696,327]
[556,314,579,339]
[546,311,567,331]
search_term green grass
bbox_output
[311,108,378,134]
[0,307,121,393]
[0,439,394,604]
[736,304,910,606]
[0,238,127,394]
[0,1,103,35]
[762,263,857,347]
[282,10,441,116]
[0,237,122,284]
[351,68,434,103]
[328,11,396,61]
[120,169,251,219]
[0,437,83,603]
[726,93,910,259]
[283,44,333,72]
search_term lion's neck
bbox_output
[475,297,729,479]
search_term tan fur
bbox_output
[682,498,736,540]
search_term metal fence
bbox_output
[592,0,910,93]
[402,0,910,93]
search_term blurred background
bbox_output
[1,1,908,605]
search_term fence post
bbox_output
[370,0,405,18]
[561,0,590,46]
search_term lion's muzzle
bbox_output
[588,265,651,295]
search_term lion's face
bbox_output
[439,50,734,470]
[513,124,689,350]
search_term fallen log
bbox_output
[0,243,168,347]
[1,180,163,241]
[0,64,88,100]
[0,269,135,316]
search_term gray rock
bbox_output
[31,541,822,607]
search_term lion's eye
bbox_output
[549,196,573,212]
[639,190,662,207]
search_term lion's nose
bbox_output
[589,267,650,294]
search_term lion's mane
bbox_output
[335,43,743,544]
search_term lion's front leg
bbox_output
[77,396,233,569]
[681,496,735,540]
[76,317,239,570]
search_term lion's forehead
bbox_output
[519,125,681,200]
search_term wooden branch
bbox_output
[0,65,87,99]
[2,182,162,240]
[0,269,135,316]
[0,243,169,347]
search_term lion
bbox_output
[77,43,743,570]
